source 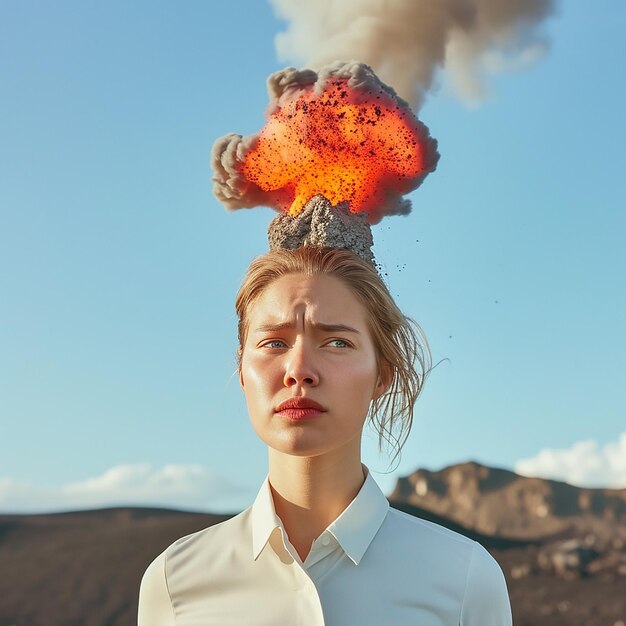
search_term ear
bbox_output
[373,362,393,401]
[238,347,245,388]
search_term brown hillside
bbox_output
[390,460,626,543]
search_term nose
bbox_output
[283,341,319,388]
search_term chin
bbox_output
[267,435,333,458]
[264,428,362,460]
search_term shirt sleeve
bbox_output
[460,542,512,626]
[137,550,176,626]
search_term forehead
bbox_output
[247,273,369,328]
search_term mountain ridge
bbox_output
[389,460,626,544]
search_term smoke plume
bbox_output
[269,0,556,108]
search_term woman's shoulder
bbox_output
[382,506,505,580]
[163,506,253,562]
[138,507,254,624]
[382,506,511,622]
[141,506,253,581]
[386,505,477,548]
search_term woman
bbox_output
[138,246,512,625]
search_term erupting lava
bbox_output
[212,62,439,224]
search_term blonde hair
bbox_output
[235,246,431,466]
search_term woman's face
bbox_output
[239,273,388,459]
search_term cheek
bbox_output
[240,352,276,405]
[335,356,380,400]
[240,353,283,446]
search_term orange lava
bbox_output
[242,79,432,219]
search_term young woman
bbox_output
[138,246,512,625]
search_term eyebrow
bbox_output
[253,321,361,334]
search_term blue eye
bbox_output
[327,339,351,348]
[263,340,287,349]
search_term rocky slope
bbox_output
[390,460,626,542]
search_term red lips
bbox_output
[275,397,326,420]
[275,397,326,412]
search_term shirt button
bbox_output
[321,535,331,547]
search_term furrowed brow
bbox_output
[254,322,294,333]
[314,322,361,334]
[253,322,361,334]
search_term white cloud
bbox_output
[0,464,253,514]
[515,432,626,488]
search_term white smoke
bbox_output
[269,0,556,108]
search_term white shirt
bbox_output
[138,468,512,625]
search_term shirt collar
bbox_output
[251,466,389,565]
[251,475,283,561]
[326,466,390,564]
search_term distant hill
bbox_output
[1,462,624,626]
[389,460,626,543]
[0,508,230,626]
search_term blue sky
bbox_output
[1,1,625,513]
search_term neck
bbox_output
[267,445,366,562]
